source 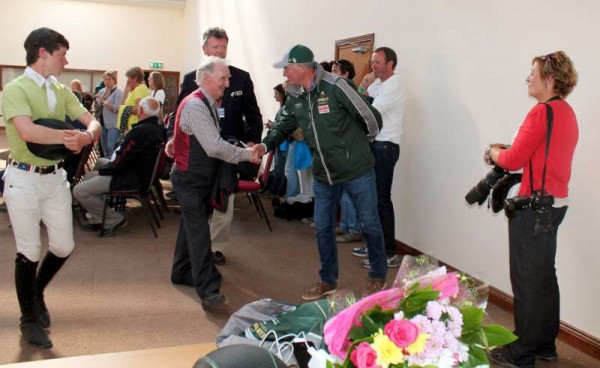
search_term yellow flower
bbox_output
[372,330,404,367]
[406,333,430,355]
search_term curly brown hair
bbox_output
[532,51,578,98]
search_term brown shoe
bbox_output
[302,282,336,300]
[336,232,362,243]
[364,278,387,297]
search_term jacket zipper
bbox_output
[308,91,333,185]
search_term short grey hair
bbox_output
[195,56,230,86]
[139,97,160,117]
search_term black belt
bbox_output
[7,158,64,175]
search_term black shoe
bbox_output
[201,293,226,308]
[20,321,52,349]
[212,251,226,265]
[100,219,128,237]
[80,222,101,232]
[488,347,534,368]
[535,351,558,362]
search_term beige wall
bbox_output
[183,0,600,337]
[1,0,598,339]
[0,0,185,124]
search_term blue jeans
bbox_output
[313,169,386,285]
[371,141,400,255]
[101,127,120,158]
[339,191,361,233]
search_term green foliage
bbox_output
[398,285,440,318]
[481,324,518,347]
[461,345,489,368]
[460,306,484,333]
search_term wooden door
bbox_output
[143,70,180,116]
[335,34,375,86]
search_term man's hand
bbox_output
[359,72,376,94]
[165,139,175,159]
[249,144,266,164]
[63,130,91,153]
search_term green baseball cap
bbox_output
[273,44,314,68]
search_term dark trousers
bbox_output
[371,141,400,256]
[170,169,222,300]
[269,145,288,197]
[506,206,567,364]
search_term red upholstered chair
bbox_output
[237,151,274,232]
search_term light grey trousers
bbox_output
[72,158,124,228]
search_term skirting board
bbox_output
[396,241,600,360]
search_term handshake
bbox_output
[247,143,266,164]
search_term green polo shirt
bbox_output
[2,74,87,166]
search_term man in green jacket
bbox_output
[253,45,387,300]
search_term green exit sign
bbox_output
[149,62,163,69]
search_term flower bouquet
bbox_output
[321,257,516,368]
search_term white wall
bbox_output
[184,0,600,337]
[1,0,598,339]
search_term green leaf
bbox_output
[459,329,481,345]
[399,285,440,318]
[460,306,484,333]
[466,345,489,367]
[481,324,518,347]
[348,325,368,341]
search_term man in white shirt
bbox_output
[354,47,406,268]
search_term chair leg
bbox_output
[149,189,164,221]
[140,197,158,238]
[253,193,272,232]
[154,181,169,213]
[249,193,262,218]
[143,196,161,229]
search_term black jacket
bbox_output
[99,116,166,192]
[170,65,263,143]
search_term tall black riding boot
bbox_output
[15,253,52,349]
[35,252,69,329]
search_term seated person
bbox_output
[73,97,165,236]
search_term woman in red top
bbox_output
[486,51,578,367]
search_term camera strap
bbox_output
[529,97,559,195]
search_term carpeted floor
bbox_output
[0,131,597,366]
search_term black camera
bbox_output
[504,191,554,235]
[504,195,530,217]
[465,165,509,205]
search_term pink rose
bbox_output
[384,319,419,347]
[350,342,381,368]
[431,272,459,300]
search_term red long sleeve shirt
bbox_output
[497,100,578,199]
